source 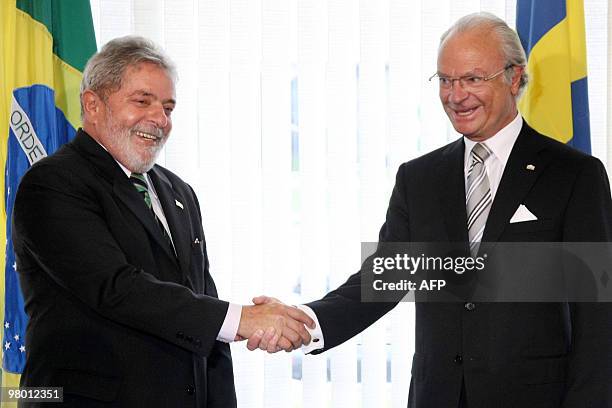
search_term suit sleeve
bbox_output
[305,164,412,353]
[560,157,612,407]
[12,163,229,358]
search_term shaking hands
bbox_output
[236,296,315,353]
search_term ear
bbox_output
[81,90,103,122]
[509,65,524,96]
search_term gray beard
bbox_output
[103,110,167,173]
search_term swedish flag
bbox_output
[517,0,591,153]
[0,0,96,391]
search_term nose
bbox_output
[448,80,469,103]
[149,103,169,129]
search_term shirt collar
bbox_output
[115,160,134,178]
[117,159,158,199]
[463,113,522,167]
[93,139,146,179]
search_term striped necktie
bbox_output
[130,173,174,251]
[131,173,152,209]
[466,143,492,256]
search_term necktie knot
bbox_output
[130,173,152,209]
[470,143,492,167]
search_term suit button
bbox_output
[464,302,476,311]
[195,339,202,348]
[454,354,463,364]
[186,335,194,343]
[176,331,185,339]
[186,385,195,395]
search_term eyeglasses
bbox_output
[429,65,514,91]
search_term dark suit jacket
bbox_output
[306,122,612,408]
[12,129,237,407]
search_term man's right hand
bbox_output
[237,298,315,353]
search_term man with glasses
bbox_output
[251,12,612,407]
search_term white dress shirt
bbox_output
[301,113,523,354]
[463,113,522,198]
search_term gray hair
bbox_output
[80,35,177,116]
[439,12,528,96]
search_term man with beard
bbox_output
[11,36,314,408]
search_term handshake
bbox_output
[235,296,316,353]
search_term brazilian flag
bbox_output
[0,0,96,392]
[517,0,591,153]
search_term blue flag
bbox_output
[517,0,591,153]
[1,0,96,384]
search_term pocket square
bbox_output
[175,199,184,209]
[509,204,537,223]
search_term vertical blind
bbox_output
[89,1,609,406]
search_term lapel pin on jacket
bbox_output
[175,199,184,209]
[526,164,535,171]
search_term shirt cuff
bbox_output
[216,303,242,343]
[296,304,324,354]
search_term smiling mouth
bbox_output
[454,107,478,117]
[134,130,162,141]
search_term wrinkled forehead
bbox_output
[111,62,175,97]
[122,61,175,84]
[437,29,504,74]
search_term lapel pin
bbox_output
[526,164,535,171]
[175,199,184,209]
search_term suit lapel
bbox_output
[112,177,179,264]
[148,167,191,278]
[71,129,193,287]
[482,123,550,243]
[71,130,180,265]
[436,138,470,250]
